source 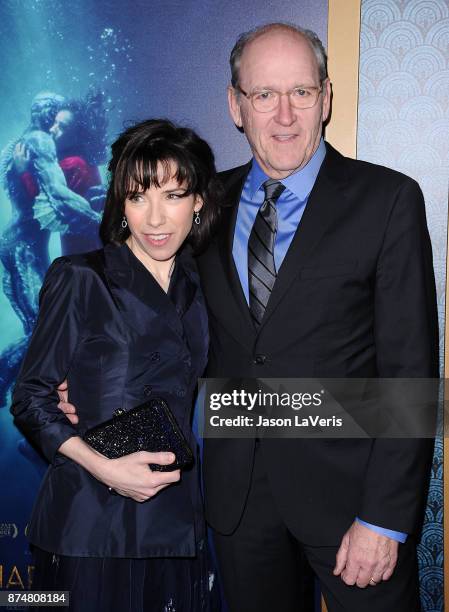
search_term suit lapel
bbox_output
[217,163,257,345]
[208,146,349,339]
[261,144,349,327]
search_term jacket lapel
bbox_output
[168,248,198,320]
[208,145,349,338]
[217,163,257,345]
[261,143,350,327]
[103,243,189,339]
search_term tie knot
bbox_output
[263,179,285,203]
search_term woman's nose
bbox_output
[146,204,165,227]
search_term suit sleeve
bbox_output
[358,177,439,533]
[11,257,85,463]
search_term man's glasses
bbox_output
[236,84,323,113]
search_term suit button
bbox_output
[253,354,266,365]
[175,387,186,397]
[150,352,160,362]
[143,385,152,397]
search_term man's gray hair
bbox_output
[230,22,328,88]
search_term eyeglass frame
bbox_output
[234,82,325,112]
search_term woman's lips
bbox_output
[143,233,171,247]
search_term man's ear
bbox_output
[321,78,332,124]
[227,85,243,128]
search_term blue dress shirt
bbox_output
[233,139,326,303]
[231,139,407,544]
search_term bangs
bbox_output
[115,143,198,201]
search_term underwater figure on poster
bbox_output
[0,90,107,409]
[0,92,62,410]
[31,91,108,254]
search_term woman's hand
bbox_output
[97,451,181,502]
[58,437,180,502]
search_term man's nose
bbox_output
[274,93,296,126]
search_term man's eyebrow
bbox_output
[250,84,277,90]
[251,83,316,90]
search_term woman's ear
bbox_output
[194,195,204,212]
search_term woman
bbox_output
[11,119,221,611]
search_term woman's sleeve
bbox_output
[11,257,85,463]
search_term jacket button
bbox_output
[143,385,152,397]
[150,352,160,362]
[175,387,186,397]
[253,354,266,365]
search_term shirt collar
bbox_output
[248,138,326,201]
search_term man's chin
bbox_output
[266,159,307,178]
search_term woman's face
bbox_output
[49,110,76,154]
[124,162,203,264]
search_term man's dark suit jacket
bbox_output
[12,243,208,557]
[197,142,438,546]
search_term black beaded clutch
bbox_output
[83,397,193,472]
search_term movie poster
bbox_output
[0,0,327,599]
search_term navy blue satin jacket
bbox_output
[11,242,209,558]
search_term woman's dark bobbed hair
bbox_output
[100,118,222,253]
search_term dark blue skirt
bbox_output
[30,542,219,612]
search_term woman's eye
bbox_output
[129,193,144,203]
[167,192,186,200]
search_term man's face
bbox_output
[30,92,65,132]
[228,29,331,179]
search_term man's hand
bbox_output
[57,380,78,425]
[13,142,30,173]
[333,520,399,588]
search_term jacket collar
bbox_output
[103,242,197,336]
[261,142,350,327]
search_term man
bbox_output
[58,22,437,611]
[195,23,437,612]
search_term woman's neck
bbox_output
[126,237,175,292]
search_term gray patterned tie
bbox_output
[248,179,285,327]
